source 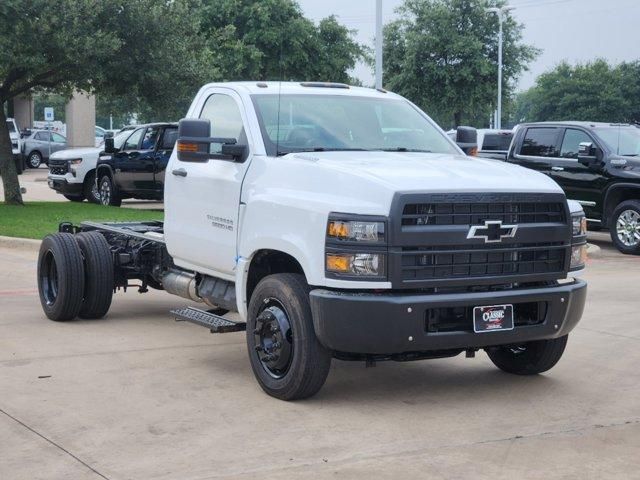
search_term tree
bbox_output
[0,0,209,204]
[200,0,368,84]
[383,0,538,128]
[513,60,640,124]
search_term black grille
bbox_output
[401,243,565,281]
[49,163,68,176]
[389,192,571,288]
[402,201,565,226]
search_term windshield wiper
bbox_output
[381,147,432,153]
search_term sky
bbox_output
[298,0,640,91]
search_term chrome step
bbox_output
[171,306,246,333]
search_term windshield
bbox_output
[6,120,16,133]
[595,127,640,157]
[251,94,458,156]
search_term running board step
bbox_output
[171,307,246,333]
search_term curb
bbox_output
[0,235,41,251]
[586,243,602,259]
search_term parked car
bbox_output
[507,121,640,254]
[22,130,68,168]
[6,118,24,174]
[47,128,136,203]
[476,129,514,160]
[96,123,178,206]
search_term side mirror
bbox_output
[104,137,115,154]
[456,126,478,156]
[177,118,244,162]
[577,142,603,169]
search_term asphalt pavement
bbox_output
[0,233,639,479]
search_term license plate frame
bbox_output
[473,304,514,333]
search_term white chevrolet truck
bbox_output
[36,82,588,400]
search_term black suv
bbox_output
[507,122,640,254]
[96,123,178,207]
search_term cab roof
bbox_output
[518,121,635,129]
[199,81,400,99]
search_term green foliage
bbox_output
[384,0,538,128]
[200,0,368,84]
[0,0,210,203]
[0,202,162,239]
[513,60,640,124]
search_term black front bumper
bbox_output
[310,279,587,355]
[48,177,83,196]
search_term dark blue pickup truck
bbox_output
[96,122,178,206]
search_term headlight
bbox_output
[572,214,587,236]
[69,158,83,166]
[326,253,385,277]
[327,219,385,243]
[570,213,587,271]
[570,244,587,270]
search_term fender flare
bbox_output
[603,183,640,226]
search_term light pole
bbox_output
[486,5,514,130]
[375,0,383,90]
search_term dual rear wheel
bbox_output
[37,232,114,321]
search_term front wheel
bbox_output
[246,273,331,400]
[83,171,101,204]
[27,151,42,169]
[98,174,121,207]
[610,200,640,255]
[486,335,568,375]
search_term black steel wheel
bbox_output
[486,335,568,375]
[76,231,114,319]
[37,233,85,321]
[253,299,294,379]
[99,174,121,207]
[246,273,331,400]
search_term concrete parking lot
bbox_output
[1,234,639,479]
[1,167,163,210]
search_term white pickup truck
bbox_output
[36,82,588,400]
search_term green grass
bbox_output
[0,202,163,239]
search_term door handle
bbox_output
[172,168,187,177]
[551,166,564,171]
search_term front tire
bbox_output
[610,200,640,255]
[27,151,42,169]
[486,335,568,375]
[99,174,121,207]
[37,233,85,321]
[246,273,331,400]
[83,171,101,204]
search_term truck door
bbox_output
[153,126,178,197]
[510,126,561,176]
[164,90,253,277]
[550,128,607,219]
[113,127,144,192]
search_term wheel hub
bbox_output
[253,301,293,378]
[616,209,640,247]
[100,180,111,205]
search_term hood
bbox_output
[50,147,101,160]
[291,151,563,194]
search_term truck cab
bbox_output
[507,122,640,254]
[37,82,588,400]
